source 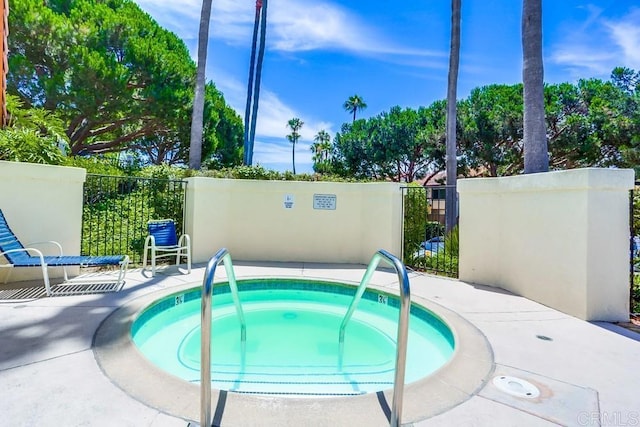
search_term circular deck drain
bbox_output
[492,376,540,398]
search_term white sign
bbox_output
[283,194,295,209]
[313,194,337,210]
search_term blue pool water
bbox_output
[132,279,455,397]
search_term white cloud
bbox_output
[550,7,640,77]
[254,91,334,140]
[209,0,255,44]
[212,70,334,138]
[135,0,443,61]
[550,49,616,76]
[248,91,331,172]
[605,9,640,68]
[208,70,332,170]
[253,137,313,169]
[135,0,201,41]
[266,0,441,59]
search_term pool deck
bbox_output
[1,262,639,426]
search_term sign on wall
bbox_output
[283,194,295,209]
[313,194,337,210]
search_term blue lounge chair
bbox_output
[0,209,129,297]
[143,219,191,276]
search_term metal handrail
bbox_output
[199,248,246,427]
[338,249,411,427]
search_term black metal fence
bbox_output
[82,174,187,264]
[631,182,639,314]
[402,185,458,277]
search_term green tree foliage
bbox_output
[458,84,524,176]
[7,0,242,166]
[333,102,446,182]
[610,67,640,175]
[545,80,624,169]
[455,74,640,177]
[333,71,638,181]
[200,83,244,169]
[417,101,448,180]
[545,77,638,172]
[372,107,422,181]
[332,119,377,179]
[0,95,69,164]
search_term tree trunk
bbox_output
[243,2,262,165]
[189,0,213,170]
[292,139,296,174]
[522,0,549,173]
[248,0,268,165]
[445,0,461,233]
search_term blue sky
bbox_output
[134,0,640,173]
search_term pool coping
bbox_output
[93,276,494,426]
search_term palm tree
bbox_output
[319,140,332,162]
[311,130,332,171]
[522,0,548,173]
[343,95,367,122]
[286,117,303,174]
[310,142,322,163]
[445,0,461,233]
[314,130,331,161]
[188,0,213,170]
[247,0,269,165]
[243,0,263,165]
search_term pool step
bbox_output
[206,368,395,396]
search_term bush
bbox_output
[139,164,187,181]
[403,185,429,259]
[82,175,185,263]
[0,128,67,165]
[0,95,69,165]
[403,184,459,276]
[65,155,127,176]
[196,165,373,182]
[409,252,459,277]
[444,225,459,256]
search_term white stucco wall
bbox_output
[458,168,635,321]
[184,178,403,264]
[0,160,86,281]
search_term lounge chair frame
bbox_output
[142,219,191,276]
[0,209,129,297]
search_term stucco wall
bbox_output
[458,168,634,321]
[0,160,86,281]
[184,177,403,264]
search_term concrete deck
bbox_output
[1,262,638,426]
